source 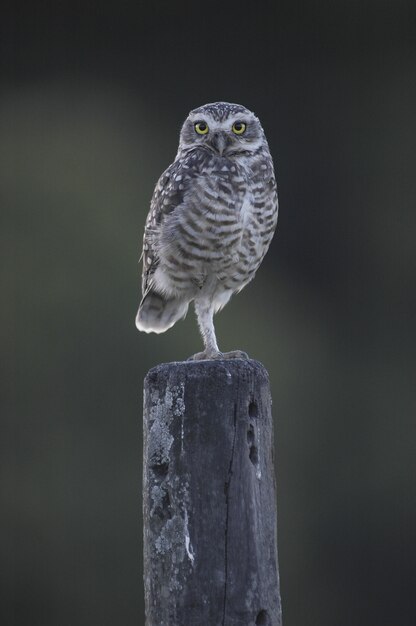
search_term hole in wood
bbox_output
[249,444,259,465]
[247,424,255,445]
[248,399,258,418]
[150,461,169,478]
[247,424,258,466]
[255,609,270,625]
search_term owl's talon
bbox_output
[187,349,249,361]
[221,350,250,360]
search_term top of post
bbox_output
[144,358,269,387]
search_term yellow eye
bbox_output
[232,121,246,135]
[195,121,209,135]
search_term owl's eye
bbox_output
[232,121,246,135]
[195,121,209,135]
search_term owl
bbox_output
[135,102,278,360]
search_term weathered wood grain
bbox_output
[143,359,282,626]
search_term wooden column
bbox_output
[143,359,282,626]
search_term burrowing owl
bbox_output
[135,102,278,360]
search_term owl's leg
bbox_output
[188,299,221,360]
[188,299,249,361]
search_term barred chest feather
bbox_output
[152,148,277,298]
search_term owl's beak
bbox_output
[211,132,227,156]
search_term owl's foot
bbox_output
[187,350,222,361]
[222,350,249,360]
[187,349,249,361]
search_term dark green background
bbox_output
[2,1,415,624]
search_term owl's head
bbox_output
[178,102,266,157]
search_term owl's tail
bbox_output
[135,290,189,334]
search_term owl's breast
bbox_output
[163,168,244,246]
[153,155,277,297]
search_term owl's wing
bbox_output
[141,159,189,296]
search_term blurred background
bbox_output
[1,1,415,624]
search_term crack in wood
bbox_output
[222,402,238,626]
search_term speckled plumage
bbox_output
[136,102,278,360]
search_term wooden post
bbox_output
[143,359,282,626]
